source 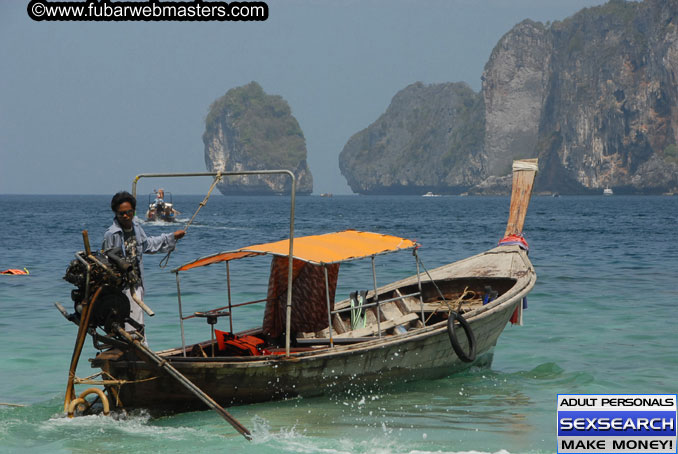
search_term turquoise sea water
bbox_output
[1,194,676,453]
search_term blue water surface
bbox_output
[0,194,676,453]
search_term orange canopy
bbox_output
[175,229,417,272]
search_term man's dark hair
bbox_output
[111,191,137,211]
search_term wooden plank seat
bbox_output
[299,292,424,340]
[399,295,485,314]
[298,310,420,340]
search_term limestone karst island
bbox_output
[203,81,313,195]
[206,1,678,195]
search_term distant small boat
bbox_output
[146,189,180,222]
[603,187,614,196]
[320,193,333,198]
[422,191,441,197]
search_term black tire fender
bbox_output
[447,312,476,363]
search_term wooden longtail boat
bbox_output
[81,159,538,413]
[59,160,536,436]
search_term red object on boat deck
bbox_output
[215,330,270,356]
[1,268,29,275]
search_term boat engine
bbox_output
[63,248,137,334]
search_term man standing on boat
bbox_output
[153,188,165,205]
[103,191,185,335]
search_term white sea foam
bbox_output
[247,415,519,454]
[141,218,245,230]
[42,411,207,441]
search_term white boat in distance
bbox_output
[422,191,441,197]
[603,187,614,196]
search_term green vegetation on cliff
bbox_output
[204,81,306,170]
[663,144,678,164]
[442,89,485,169]
[203,81,313,195]
[339,82,484,194]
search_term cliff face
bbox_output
[487,0,678,194]
[482,20,553,179]
[340,0,678,194]
[203,82,313,195]
[339,82,485,194]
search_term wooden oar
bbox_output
[114,326,252,440]
[504,158,539,237]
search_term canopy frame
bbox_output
[175,245,426,352]
[173,231,422,353]
[173,230,418,271]
[131,170,297,356]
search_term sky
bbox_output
[0,0,609,195]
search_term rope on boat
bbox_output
[411,276,477,363]
[424,286,475,324]
[72,371,159,409]
[160,171,223,268]
[75,371,158,386]
[415,256,449,305]
[94,371,124,408]
[183,170,223,233]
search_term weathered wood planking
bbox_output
[96,244,535,411]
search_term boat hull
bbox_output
[99,251,529,411]
[145,211,176,222]
[146,201,176,222]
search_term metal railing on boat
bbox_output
[136,171,437,356]
[174,250,432,353]
[132,170,298,357]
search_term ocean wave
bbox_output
[41,410,208,441]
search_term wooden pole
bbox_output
[64,286,103,411]
[82,230,91,256]
[226,262,233,333]
[64,230,100,410]
[115,326,252,440]
[504,159,539,237]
